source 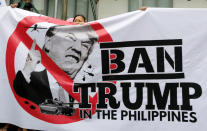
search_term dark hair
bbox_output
[45,26,56,38]
[73,15,87,22]
[17,2,33,11]
[43,26,56,53]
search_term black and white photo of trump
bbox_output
[13,24,98,106]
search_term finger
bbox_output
[31,39,36,51]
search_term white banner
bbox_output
[1,6,207,131]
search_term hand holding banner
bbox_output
[1,7,207,131]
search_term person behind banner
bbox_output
[10,1,33,11]
[67,15,87,24]
[73,15,87,24]
[13,24,98,106]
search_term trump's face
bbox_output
[44,25,97,79]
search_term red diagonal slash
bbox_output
[6,16,113,124]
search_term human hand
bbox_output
[10,3,18,8]
[22,40,41,82]
[139,6,147,11]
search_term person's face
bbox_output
[74,16,86,24]
[45,30,94,79]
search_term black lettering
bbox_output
[111,110,117,120]
[189,112,197,123]
[129,111,137,121]
[97,83,120,109]
[102,110,110,119]
[121,82,143,110]
[182,112,188,122]
[96,110,102,119]
[101,50,110,74]
[160,111,167,121]
[121,110,128,120]
[157,46,183,72]
[181,83,202,111]
[128,48,154,73]
[84,110,92,119]
[152,111,159,121]
[141,111,147,121]
[111,50,125,73]
[146,83,179,110]
[73,83,96,108]
[172,111,181,122]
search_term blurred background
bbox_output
[5,0,207,21]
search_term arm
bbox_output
[22,40,41,83]
[13,40,41,101]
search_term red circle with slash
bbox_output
[6,16,113,124]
